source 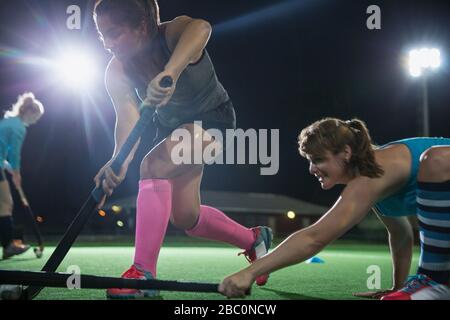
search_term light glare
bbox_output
[112,205,122,214]
[54,49,97,88]
[408,47,441,77]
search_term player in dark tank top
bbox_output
[93,0,272,299]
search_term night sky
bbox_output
[1,0,449,231]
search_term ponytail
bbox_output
[344,119,384,178]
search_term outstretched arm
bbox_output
[353,212,413,299]
[219,177,382,298]
[105,59,141,159]
[94,58,140,200]
[378,214,413,290]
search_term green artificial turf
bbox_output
[0,239,420,300]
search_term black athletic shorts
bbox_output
[152,99,236,146]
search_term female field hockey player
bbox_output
[219,117,450,300]
[93,0,272,299]
[0,92,44,259]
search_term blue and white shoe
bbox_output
[381,274,450,300]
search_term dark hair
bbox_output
[298,117,384,178]
[93,0,160,38]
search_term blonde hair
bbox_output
[5,92,45,119]
[298,117,384,178]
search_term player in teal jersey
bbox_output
[0,92,44,259]
[220,117,450,300]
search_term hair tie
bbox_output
[344,120,360,135]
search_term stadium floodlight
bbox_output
[407,47,442,136]
[408,48,441,77]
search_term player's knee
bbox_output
[0,199,13,217]
[140,153,171,179]
[418,147,450,181]
[170,209,199,230]
[0,209,12,218]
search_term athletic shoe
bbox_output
[106,265,159,299]
[13,239,22,245]
[2,241,30,259]
[0,285,23,300]
[381,274,450,300]
[239,226,273,286]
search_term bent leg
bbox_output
[133,122,223,274]
[416,147,450,284]
[0,180,14,249]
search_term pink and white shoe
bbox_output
[239,226,273,286]
[106,265,159,299]
[381,274,450,300]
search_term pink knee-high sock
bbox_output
[133,179,172,277]
[186,205,255,251]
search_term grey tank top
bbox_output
[125,26,230,128]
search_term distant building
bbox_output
[102,191,328,236]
